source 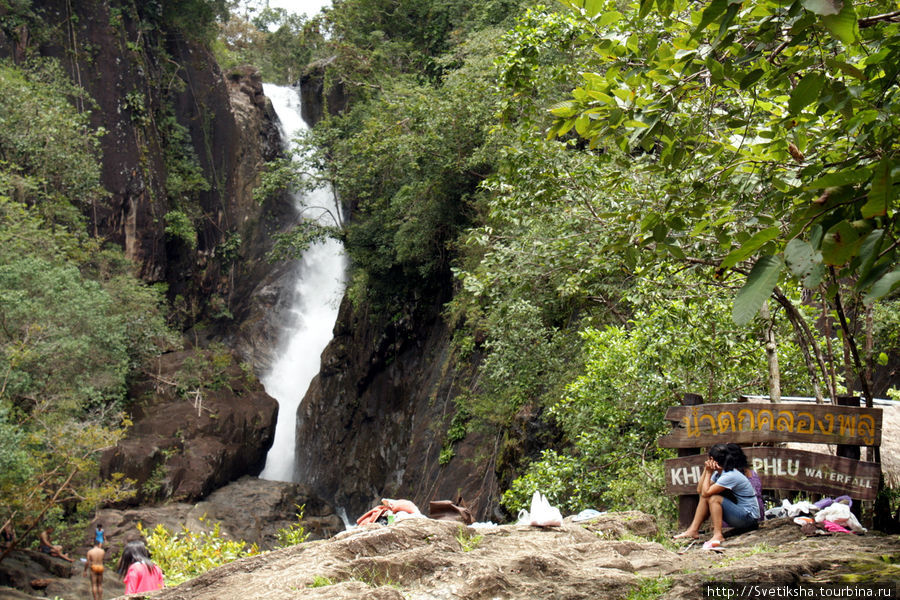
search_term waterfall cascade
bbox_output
[259,83,346,482]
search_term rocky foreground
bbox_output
[134,512,900,599]
[3,510,899,600]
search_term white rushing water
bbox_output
[259,83,346,482]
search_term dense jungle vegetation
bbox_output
[0,0,230,554]
[236,0,900,522]
[0,0,898,555]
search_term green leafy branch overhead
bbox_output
[552,0,899,323]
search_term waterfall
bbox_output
[259,84,346,482]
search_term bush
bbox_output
[139,519,259,586]
[274,505,310,548]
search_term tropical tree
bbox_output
[549,0,899,403]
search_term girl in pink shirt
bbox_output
[116,540,164,594]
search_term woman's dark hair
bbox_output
[116,540,156,577]
[708,443,749,472]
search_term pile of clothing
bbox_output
[766,496,866,535]
[355,498,477,526]
[356,498,424,525]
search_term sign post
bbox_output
[660,400,882,527]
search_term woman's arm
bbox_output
[698,458,728,497]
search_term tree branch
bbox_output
[859,10,900,28]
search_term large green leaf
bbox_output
[863,269,900,304]
[719,226,781,270]
[821,220,861,265]
[862,157,893,218]
[805,166,872,189]
[789,73,825,115]
[856,229,884,280]
[692,0,727,39]
[739,68,765,90]
[784,238,825,287]
[821,0,859,44]
[583,0,605,18]
[733,256,784,325]
[801,0,842,15]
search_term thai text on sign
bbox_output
[658,402,881,448]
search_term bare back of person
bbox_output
[85,544,105,600]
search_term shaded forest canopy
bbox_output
[0,0,898,562]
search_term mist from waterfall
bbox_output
[259,83,346,482]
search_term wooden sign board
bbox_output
[665,447,881,500]
[658,402,882,448]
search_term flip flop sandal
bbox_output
[702,540,724,551]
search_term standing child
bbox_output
[116,540,164,594]
[94,524,105,547]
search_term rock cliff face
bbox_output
[0,2,308,495]
[294,297,502,522]
[2,1,295,361]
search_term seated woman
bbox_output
[673,443,760,549]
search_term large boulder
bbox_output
[101,350,277,505]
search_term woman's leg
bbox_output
[674,496,710,539]
[707,494,726,543]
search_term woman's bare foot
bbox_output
[672,531,699,541]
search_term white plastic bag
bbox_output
[528,491,563,527]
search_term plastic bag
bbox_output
[528,491,563,527]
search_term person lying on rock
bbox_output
[38,527,74,562]
[672,443,760,550]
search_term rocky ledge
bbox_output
[129,511,899,600]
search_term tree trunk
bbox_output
[760,302,781,403]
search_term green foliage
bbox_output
[501,282,809,519]
[308,575,335,588]
[0,59,105,229]
[0,404,31,491]
[470,299,578,426]
[139,519,259,586]
[438,446,454,465]
[625,576,673,600]
[161,114,210,205]
[550,0,900,317]
[308,29,502,310]
[215,8,319,84]
[165,209,198,249]
[274,505,310,548]
[139,0,229,45]
[174,344,235,398]
[454,526,483,552]
[0,59,176,539]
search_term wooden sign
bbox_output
[658,402,881,448]
[665,447,881,500]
